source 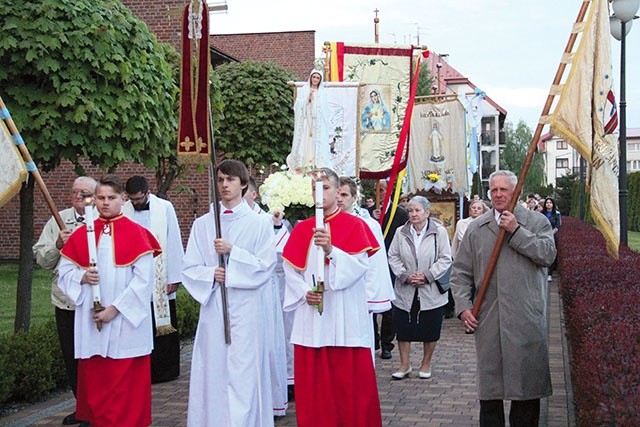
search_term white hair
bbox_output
[489,170,517,189]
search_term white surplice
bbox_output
[283,246,371,349]
[123,194,184,300]
[351,208,395,360]
[58,234,155,359]
[182,201,276,427]
[274,225,295,386]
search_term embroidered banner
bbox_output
[177,0,211,165]
[407,99,467,194]
[549,0,619,257]
[329,43,413,176]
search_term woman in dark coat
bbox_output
[543,197,561,280]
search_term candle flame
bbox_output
[82,192,93,205]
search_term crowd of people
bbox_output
[35,162,562,427]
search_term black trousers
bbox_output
[55,307,78,397]
[150,299,181,384]
[479,399,540,427]
[372,309,395,351]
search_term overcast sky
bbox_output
[209,0,640,130]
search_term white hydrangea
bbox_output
[259,171,314,216]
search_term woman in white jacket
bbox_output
[387,196,452,380]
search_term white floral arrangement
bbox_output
[259,170,314,220]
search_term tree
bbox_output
[556,171,580,217]
[213,61,296,167]
[501,120,546,195]
[415,62,435,97]
[0,0,178,331]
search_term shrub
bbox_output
[177,289,199,340]
[558,217,640,426]
[0,339,16,403]
[2,321,61,402]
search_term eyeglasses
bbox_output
[128,192,149,203]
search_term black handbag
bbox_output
[433,233,452,294]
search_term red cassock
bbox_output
[283,210,382,427]
[61,214,161,427]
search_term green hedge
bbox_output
[0,321,66,403]
[176,288,199,340]
[628,172,640,232]
[0,291,200,405]
[567,172,640,229]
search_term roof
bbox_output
[425,55,507,117]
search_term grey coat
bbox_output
[451,205,557,400]
[388,218,452,312]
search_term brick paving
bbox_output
[1,280,573,427]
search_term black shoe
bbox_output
[63,412,80,425]
[381,349,392,359]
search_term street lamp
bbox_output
[610,0,639,246]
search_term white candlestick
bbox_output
[314,178,324,282]
[84,202,101,305]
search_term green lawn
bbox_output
[628,230,640,252]
[0,264,54,335]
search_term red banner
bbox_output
[177,0,211,164]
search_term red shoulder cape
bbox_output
[61,214,162,267]
[282,209,379,270]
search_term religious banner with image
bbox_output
[291,81,360,176]
[329,42,413,176]
[407,99,467,194]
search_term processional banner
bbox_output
[292,81,360,177]
[549,0,619,257]
[177,0,211,165]
[407,99,467,194]
[0,118,27,208]
[329,43,413,176]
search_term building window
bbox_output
[629,160,640,171]
[629,142,640,152]
[556,158,569,169]
[556,140,568,150]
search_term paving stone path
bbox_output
[1,281,573,427]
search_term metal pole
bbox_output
[619,20,628,245]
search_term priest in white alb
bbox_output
[123,175,184,384]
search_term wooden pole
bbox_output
[0,96,63,229]
[471,0,591,319]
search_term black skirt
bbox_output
[393,289,444,343]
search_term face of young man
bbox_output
[127,190,150,211]
[217,171,246,207]
[312,177,338,214]
[337,184,356,213]
[489,175,515,213]
[95,185,125,219]
[242,187,257,208]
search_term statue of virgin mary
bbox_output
[286,69,332,173]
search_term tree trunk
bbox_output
[155,156,182,199]
[15,178,35,333]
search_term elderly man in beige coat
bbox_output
[451,170,556,427]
